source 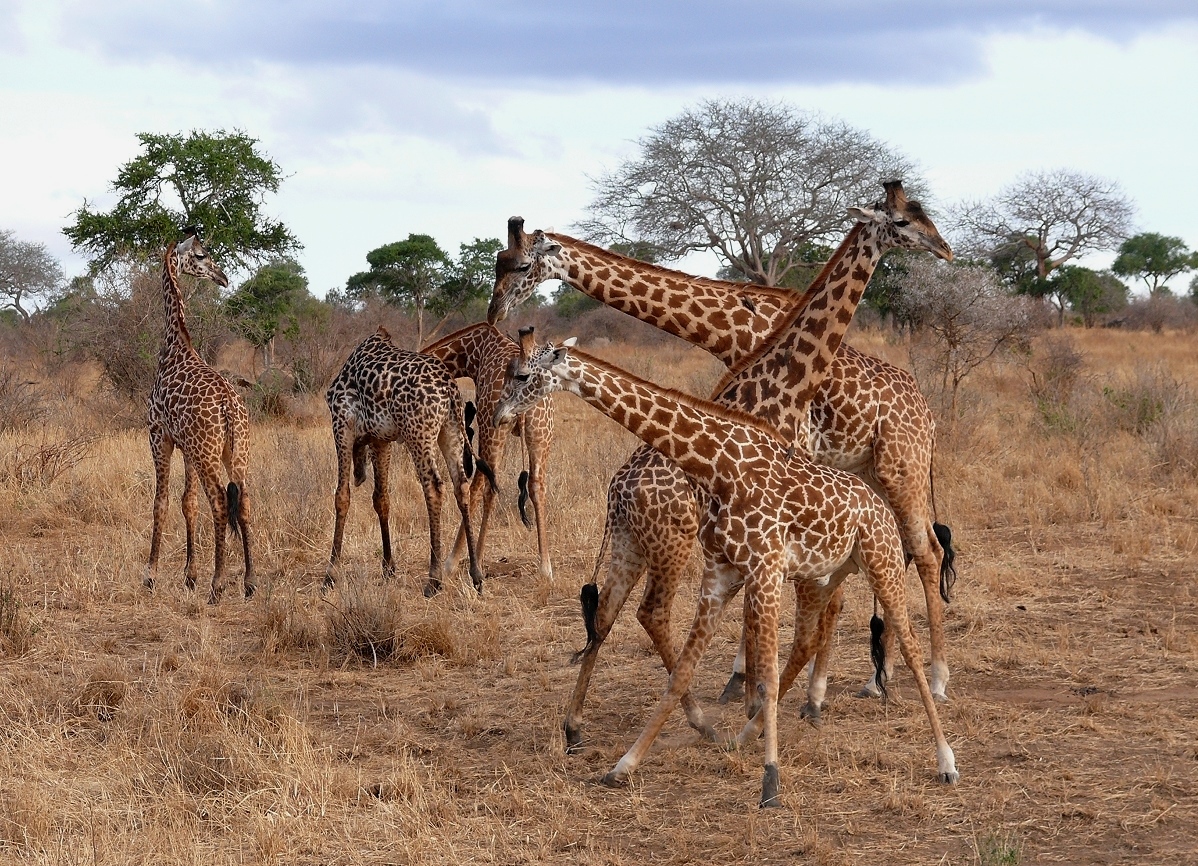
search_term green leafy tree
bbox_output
[1111,232,1198,296]
[225,258,309,371]
[0,229,64,322]
[346,234,450,347]
[64,130,299,275]
[429,237,504,320]
[1046,265,1128,327]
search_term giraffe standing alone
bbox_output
[423,323,555,581]
[144,230,255,603]
[495,338,959,807]
[488,184,957,748]
[324,327,491,597]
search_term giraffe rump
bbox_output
[934,522,957,603]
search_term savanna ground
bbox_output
[1,324,1196,865]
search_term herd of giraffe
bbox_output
[145,182,961,808]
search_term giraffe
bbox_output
[324,327,492,597]
[494,337,959,807]
[488,184,958,748]
[423,323,555,581]
[144,229,255,604]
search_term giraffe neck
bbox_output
[160,245,195,358]
[546,234,798,367]
[558,349,787,491]
[422,322,505,380]
[711,222,882,440]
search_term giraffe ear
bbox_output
[534,233,562,258]
[562,337,578,348]
[847,206,876,223]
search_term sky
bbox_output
[2,0,1197,296]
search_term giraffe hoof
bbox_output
[207,592,220,606]
[932,691,949,704]
[759,763,782,808]
[244,585,256,600]
[856,685,882,700]
[184,577,196,591]
[799,701,822,727]
[939,770,960,785]
[321,575,335,594]
[423,581,442,599]
[599,771,628,789]
[563,726,583,754]
[382,563,396,581]
[143,576,155,590]
[719,671,745,705]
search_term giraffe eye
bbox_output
[515,372,531,383]
[894,219,910,228]
[515,262,532,272]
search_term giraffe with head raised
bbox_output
[423,322,555,581]
[324,328,492,597]
[495,336,959,807]
[144,229,255,603]
[489,183,958,746]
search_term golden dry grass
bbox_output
[0,328,1196,864]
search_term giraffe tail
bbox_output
[226,482,242,538]
[869,612,888,701]
[933,522,957,604]
[570,498,615,664]
[517,471,532,529]
[929,456,957,603]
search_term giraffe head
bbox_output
[848,181,953,262]
[174,228,229,288]
[494,326,576,425]
[487,217,563,325]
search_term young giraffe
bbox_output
[423,323,555,581]
[144,229,255,603]
[324,327,491,597]
[488,184,957,747]
[495,338,959,807]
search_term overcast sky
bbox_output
[2,1,1196,295]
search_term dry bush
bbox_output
[0,369,46,432]
[1118,293,1198,333]
[0,433,93,490]
[1027,333,1085,433]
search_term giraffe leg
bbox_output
[370,442,396,580]
[181,459,200,591]
[862,531,959,783]
[201,468,230,604]
[234,479,256,599]
[445,427,499,577]
[737,573,844,746]
[524,409,554,581]
[439,410,485,594]
[144,427,174,590]
[326,425,357,590]
[564,526,646,752]
[602,558,742,787]
[746,567,784,809]
[800,582,845,724]
[635,553,719,743]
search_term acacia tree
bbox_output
[346,234,450,347]
[225,258,309,372]
[429,237,504,322]
[64,130,299,275]
[953,169,1135,325]
[1111,232,1198,296]
[579,98,921,287]
[1046,266,1128,327]
[0,230,64,322]
[899,259,1036,423]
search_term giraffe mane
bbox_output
[546,233,801,308]
[709,222,866,396]
[568,348,790,447]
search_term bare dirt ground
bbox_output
[1,329,1196,864]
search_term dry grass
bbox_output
[0,329,1196,864]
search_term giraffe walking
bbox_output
[423,323,555,582]
[324,327,491,597]
[144,229,255,604]
[489,184,958,747]
[495,338,959,807]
